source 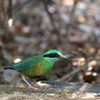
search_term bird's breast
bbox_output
[19,60,53,77]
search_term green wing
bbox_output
[12,55,43,71]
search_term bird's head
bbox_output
[43,49,67,62]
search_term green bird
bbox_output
[4,49,67,90]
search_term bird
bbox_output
[4,49,67,90]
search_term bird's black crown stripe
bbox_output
[43,53,60,58]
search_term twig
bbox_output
[60,56,100,82]
[64,0,78,53]
[42,0,57,31]
[79,83,90,91]
[0,0,4,28]
[2,1,6,20]
[8,0,12,19]
[13,0,32,12]
[60,63,88,82]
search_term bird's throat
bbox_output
[42,58,57,74]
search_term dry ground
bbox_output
[0,85,100,100]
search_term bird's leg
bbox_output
[21,75,38,90]
[30,78,42,88]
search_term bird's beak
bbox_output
[60,55,68,59]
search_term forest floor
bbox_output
[0,84,100,100]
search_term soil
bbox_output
[0,85,100,100]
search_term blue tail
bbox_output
[4,66,13,69]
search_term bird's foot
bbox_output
[29,85,45,92]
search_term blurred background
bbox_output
[0,0,100,87]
